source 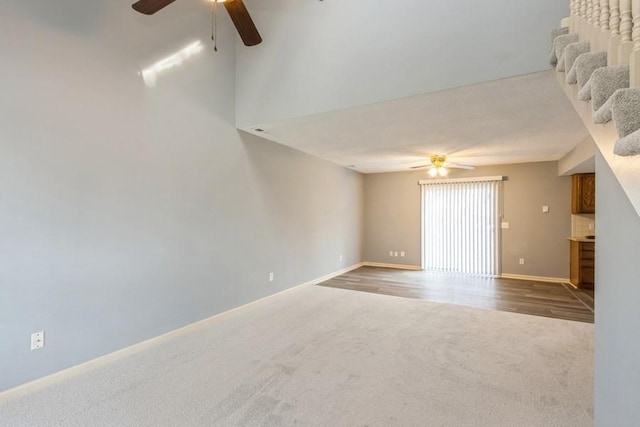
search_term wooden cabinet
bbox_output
[570,240,594,290]
[572,173,596,214]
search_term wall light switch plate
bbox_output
[542,206,549,213]
[400,251,405,257]
[501,222,510,229]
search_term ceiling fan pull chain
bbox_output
[211,0,218,52]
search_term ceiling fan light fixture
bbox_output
[410,154,474,174]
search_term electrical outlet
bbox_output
[31,331,44,350]
[501,222,510,229]
[394,251,398,257]
[542,205,549,213]
[339,254,343,262]
[519,258,525,265]
[268,272,274,282]
[400,251,405,257]
[389,251,393,256]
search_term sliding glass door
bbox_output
[421,178,501,276]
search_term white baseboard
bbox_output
[362,262,422,271]
[500,273,569,284]
[307,262,364,285]
[0,262,364,398]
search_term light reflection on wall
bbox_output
[140,41,204,87]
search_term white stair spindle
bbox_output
[611,0,621,36]
[633,0,640,51]
[592,0,601,44]
[589,0,598,41]
[576,0,587,33]
[620,0,633,64]
[601,0,611,29]
[610,0,622,64]
[580,0,588,37]
[630,0,640,86]
[580,0,594,42]
[570,0,579,32]
[598,0,611,50]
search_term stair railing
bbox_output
[563,1,640,84]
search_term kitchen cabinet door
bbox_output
[572,173,596,214]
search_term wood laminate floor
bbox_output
[318,267,595,323]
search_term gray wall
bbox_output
[364,162,571,278]
[236,0,569,127]
[0,1,364,392]
[364,173,423,266]
[594,152,640,426]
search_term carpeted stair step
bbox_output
[597,88,640,156]
[594,92,615,124]
[590,65,630,113]
[554,33,579,71]
[611,89,640,138]
[573,52,608,100]
[565,43,591,84]
[614,127,640,156]
[549,27,570,66]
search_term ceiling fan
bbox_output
[132,0,262,47]
[410,155,475,177]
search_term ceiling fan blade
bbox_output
[224,0,262,46]
[132,0,176,15]
[445,162,475,170]
[410,164,431,170]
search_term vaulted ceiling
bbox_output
[6,0,589,174]
[234,0,590,172]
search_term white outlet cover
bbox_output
[501,222,510,229]
[389,251,393,256]
[542,205,549,213]
[394,251,398,257]
[400,251,405,257]
[31,331,44,350]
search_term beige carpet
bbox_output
[0,285,593,426]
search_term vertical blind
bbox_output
[421,178,501,276]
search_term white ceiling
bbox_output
[231,0,586,173]
[243,71,590,173]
